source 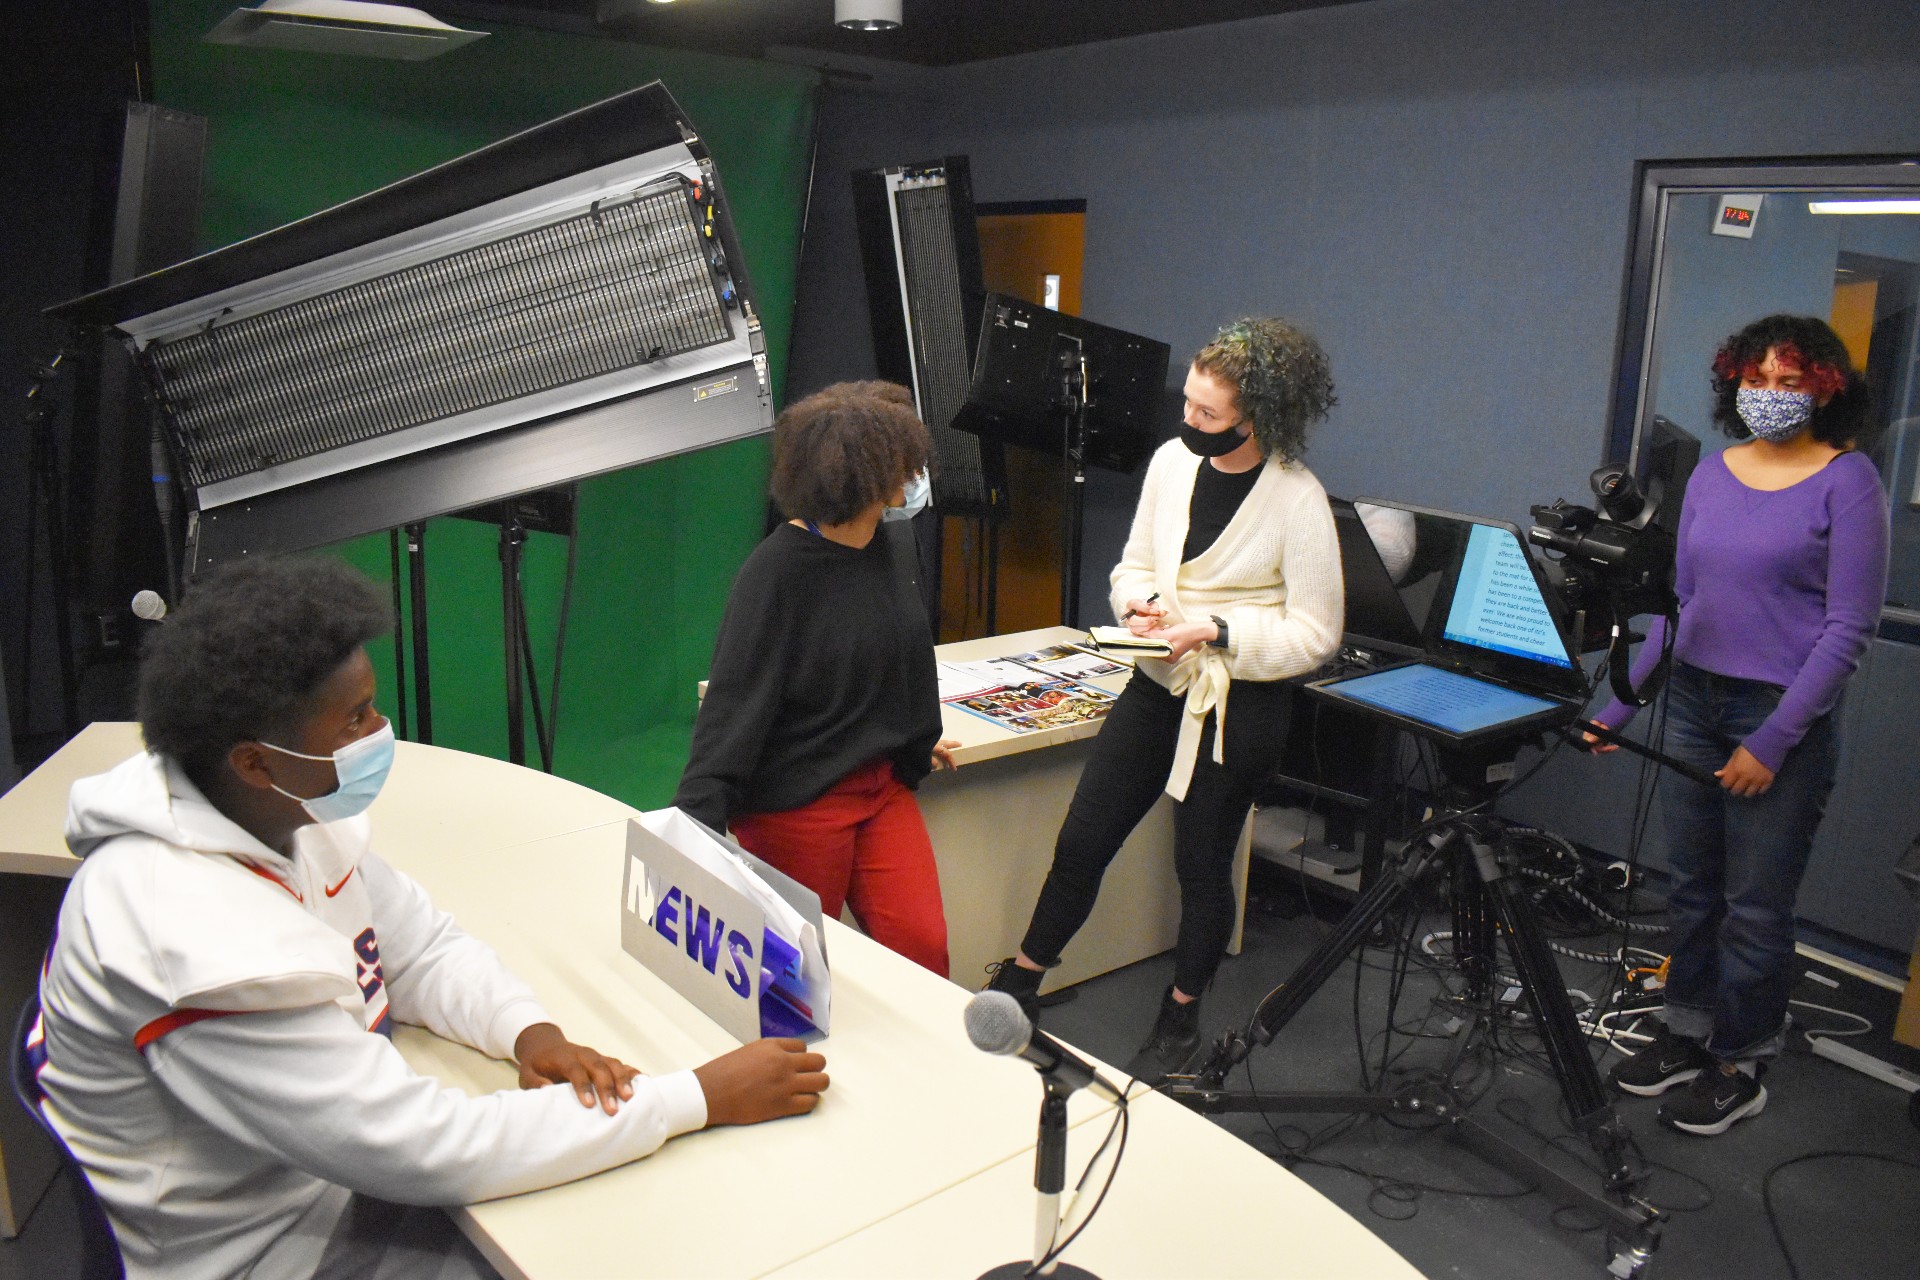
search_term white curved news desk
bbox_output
[0,723,1417,1278]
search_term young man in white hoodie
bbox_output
[30,557,828,1279]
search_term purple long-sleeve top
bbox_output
[1597,449,1889,771]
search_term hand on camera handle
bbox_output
[1582,723,1775,795]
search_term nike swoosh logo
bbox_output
[1714,1094,1736,1111]
[324,868,356,898]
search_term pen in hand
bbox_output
[1121,593,1161,622]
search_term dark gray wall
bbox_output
[790,0,1920,951]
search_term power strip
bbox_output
[1806,1034,1920,1094]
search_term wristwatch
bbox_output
[1208,615,1230,649]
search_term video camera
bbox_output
[1526,417,1700,707]
[1526,416,1699,654]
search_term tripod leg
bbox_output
[1472,833,1610,1120]
[1473,832,1655,1230]
[1226,828,1457,1061]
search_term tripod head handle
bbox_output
[1570,720,1718,788]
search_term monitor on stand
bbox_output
[951,294,1168,627]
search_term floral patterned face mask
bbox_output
[1735,387,1815,442]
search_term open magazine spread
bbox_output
[937,644,1126,734]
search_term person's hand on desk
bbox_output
[514,1022,641,1115]
[931,738,961,772]
[1148,619,1219,662]
[695,1038,830,1125]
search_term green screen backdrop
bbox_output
[148,3,818,808]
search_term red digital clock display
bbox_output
[1720,206,1754,226]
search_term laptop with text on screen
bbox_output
[1307,500,1588,747]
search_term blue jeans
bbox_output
[1659,662,1840,1062]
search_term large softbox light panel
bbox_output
[48,83,771,577]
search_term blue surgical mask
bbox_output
[261,720,395,823]
[1736,388,1815,442]
[883,469,931,522]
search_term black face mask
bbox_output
[1179,423,1251,457]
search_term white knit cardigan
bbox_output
[1108,440,1344,799]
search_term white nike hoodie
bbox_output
[37,752,707,1280]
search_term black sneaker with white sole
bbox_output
[1610,1025,1712,1097]
[1659,1061,1766,1136]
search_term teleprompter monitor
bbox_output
[1307,500,1587,746]
[1331,497,1424,657]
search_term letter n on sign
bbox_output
[618,818,765,1044]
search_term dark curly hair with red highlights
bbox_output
[138,557,392,782]
[1709,314,1868,447]
[769,381,931,525]
[1192,317,1337,464]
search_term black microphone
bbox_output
[964,992,1125,1104]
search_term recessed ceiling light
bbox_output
[1808,200,1920,215]
[835,0,901,31]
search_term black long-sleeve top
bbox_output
[673,521,942,832]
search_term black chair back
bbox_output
[9,993,126,1280]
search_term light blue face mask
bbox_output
[882,469,931,522]
[1736,387,1816,442]
[261,720,395,823]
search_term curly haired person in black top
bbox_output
[986,318,1345,1082]
[674,382,958,976]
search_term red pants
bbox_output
[730,759,950,978]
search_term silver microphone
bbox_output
[964,991,1124,1103]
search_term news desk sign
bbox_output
[620,819,766,1045]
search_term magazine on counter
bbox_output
[936,644,1125,735]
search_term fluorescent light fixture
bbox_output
[1808,200,1920,215]
[836,0,902,31]
[206,0,487,60]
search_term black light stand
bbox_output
[454,487,576,772]
[1165,737,1665,1280]
[381,488,582,770]
[403,522,434,745]
[17,352,80,740]
[1055,339,1089,630]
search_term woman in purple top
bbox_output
[1591,315,1890,1136]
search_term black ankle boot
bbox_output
[983,958,1046,1023]
[1126,986,1202,1085]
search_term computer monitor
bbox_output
[1633,415,1701,537]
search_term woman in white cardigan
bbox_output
[986,318,1344,1081]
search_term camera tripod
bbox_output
[1165,743,1663,1278]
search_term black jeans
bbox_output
[1020,667,1292,996]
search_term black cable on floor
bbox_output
[1762,1150,1920,1280]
